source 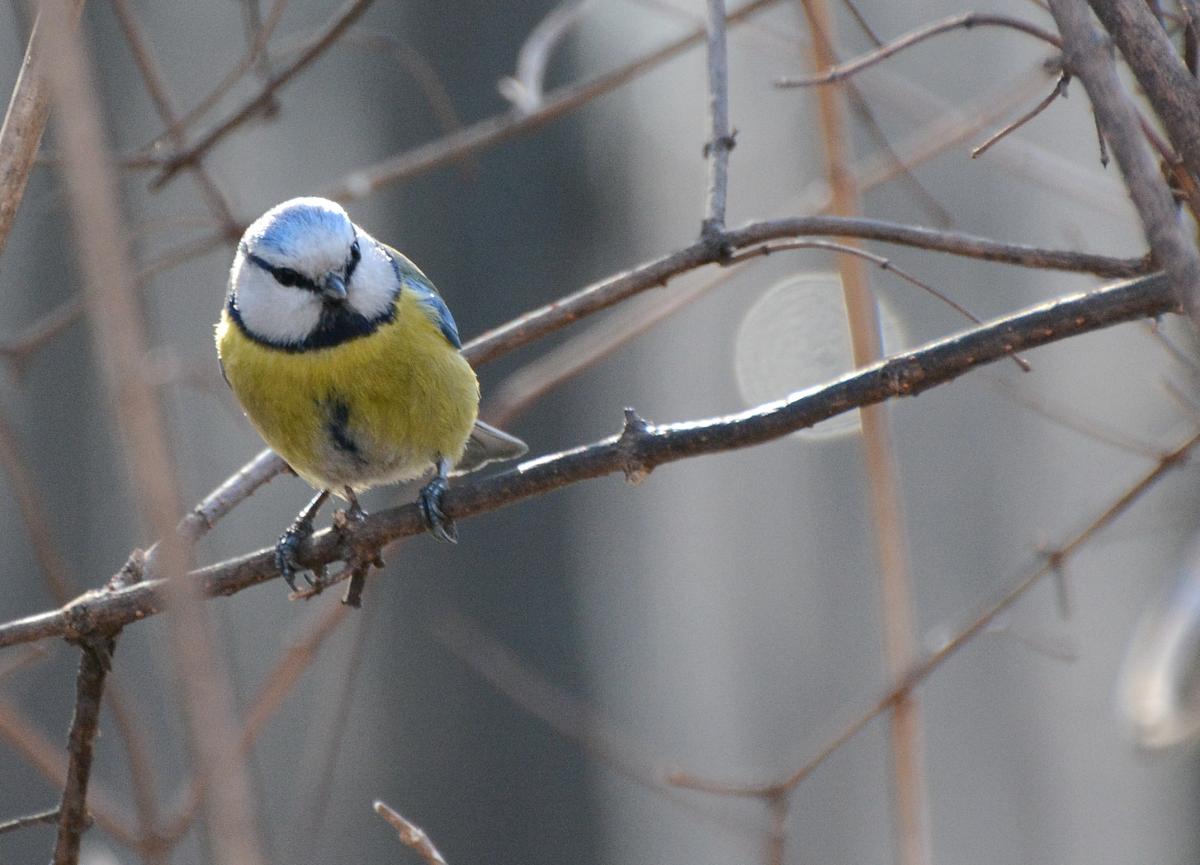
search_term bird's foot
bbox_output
[276,518,320,592]
[417,475,458,544]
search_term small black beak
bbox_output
[322,273,347,303]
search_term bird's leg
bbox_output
[275,489,330,591]
[335,487,381,608]
[418,456,458,544]
[343,486,366,522]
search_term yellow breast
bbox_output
[215,290,480,491]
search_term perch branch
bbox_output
[0,271,1179,649]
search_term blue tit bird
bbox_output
[215,197,527,592]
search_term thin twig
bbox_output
[150,0,288,144]
[465,215,1147,369]
[776,12,1062,86]
[319,0,784,204]
[0,298,85,378]
[726,237,1032,369]
[0,271,1179,649]
[0,807,74,835]
[669,429,1200,797]
[108,0,239,235]
[972,71,1071,159]
[702,0,733,241]
[151,0,375,187]
[374,802,449,865]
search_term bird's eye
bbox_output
[350,240,361,263]
[273,267,301,287]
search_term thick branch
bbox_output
[1049,0,1200,323]
[1087,0,1200,189]
[0,272,1177,649]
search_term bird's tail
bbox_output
[454,420,529,475]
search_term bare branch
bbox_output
[971,71,1071,159]
[0,0,86,261]
[52,642,110,865]
[1049,0,1200,323]
[701,0,733,241]
[151,0,375,187]
[776,12,1062,87]
[319,0,784,205]
[39,1,267,861]
[1087,0,1200,194]
[374,801,449,865]
[0,807,76,835]
[670,429,1200,797]
[464,215,1147,368]
[0,271,1179,649]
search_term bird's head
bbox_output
[228,197,398,346]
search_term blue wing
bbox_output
[383,243,462,349]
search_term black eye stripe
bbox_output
[241,246,319,292]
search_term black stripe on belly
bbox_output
[324,397,366,464]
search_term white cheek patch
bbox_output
[346,230,401,321]
[231,257,323,345]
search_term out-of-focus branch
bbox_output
[776,12,1062,87]
[1087,0,1200,194]
[0,0,86,261]
[108,0,239,236]
[0,696,138,845]
[796,3,927,863]
[152,0,288,143]
[151,0,375,187]
[1049,0,1200,323]
[0,271,1179,648]
[498,0,597,114]
[0,298,85,378]
[39,1,267,862]
[52,642,110,865]
[319,0,784,204]
[670,429,1200,797]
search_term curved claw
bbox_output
[275,489,330,592]
[417,475,458,543]
[275,524,314,591]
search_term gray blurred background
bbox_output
[1,0,1198,863]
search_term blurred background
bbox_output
[1,0,1199,863]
